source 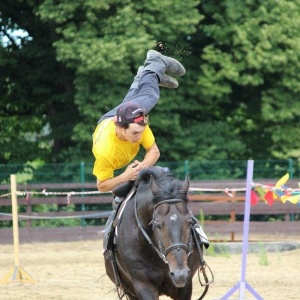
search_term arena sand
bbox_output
[0,238,299,300]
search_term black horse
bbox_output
[104,166,212,300]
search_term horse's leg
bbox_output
[132,282,159,300]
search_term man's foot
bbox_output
[160,74,178,88]
[147,50,186,76]
[136,66,178,88]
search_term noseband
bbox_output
[134,197,193,263]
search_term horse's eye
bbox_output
[153,221,162,230]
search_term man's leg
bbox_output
[98,50,185,123]
[131,66,179,90]
[144,50,186,78]
[98,68,163,122]
[98,66,148,123]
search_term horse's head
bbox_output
[136,167,193,287]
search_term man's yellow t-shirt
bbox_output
[92,118,155,181]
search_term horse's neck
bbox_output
[135,198,153,227]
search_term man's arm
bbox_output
[140,142,160,168]
[97,163,137,192]
[97,143,160,192]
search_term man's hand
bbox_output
[124,160,143,180]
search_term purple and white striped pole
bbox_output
[218,160,264,300]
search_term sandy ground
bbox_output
[0,237,300,300]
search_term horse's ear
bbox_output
[182,174,190,192]
[150,175,159,193]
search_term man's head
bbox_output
[116,102,147,126]
[115,102,148,143]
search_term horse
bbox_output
[104,166,212,300]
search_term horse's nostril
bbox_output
[169,268,190,287]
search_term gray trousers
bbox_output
[98,71,160,123]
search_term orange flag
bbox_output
[251,190,259,206]
[264,190,274,206]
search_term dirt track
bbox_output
[0,238,299,300]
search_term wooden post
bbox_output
[26,197,32,228]
[230,191,237,241]
[11,174,20,267]
[0,174,36,284]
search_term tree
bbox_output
[1,0,299,167]
[0,0,78,163]
[195,0,300,159]
[1,0,202,163]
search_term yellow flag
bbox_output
[275,173,289,188]
[281,194,300,204]
[274,173,289,199]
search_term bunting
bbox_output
[251,173,300,206]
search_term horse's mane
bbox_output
[136,166,188,205]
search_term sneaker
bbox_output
[136,66,178,88]
[147,50,186,76]
[160,74,179,88]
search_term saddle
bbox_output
[112,180,135,198]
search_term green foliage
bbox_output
[1,0,300,166]
[198,0,300,159]
[205,242,230,257]
[258,242,269,266]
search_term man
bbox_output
[92,50,185,193]
[92,50,209,252]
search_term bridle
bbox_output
[134,197,193,264]
[153,199,194,262]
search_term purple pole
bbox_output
[240,160,253,284]
[218,160,264,300]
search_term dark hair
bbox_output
[115,122,130,129]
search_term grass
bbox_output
[258,242,269,266]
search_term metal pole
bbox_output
[184,160,189,178]
[239,160,253,299]
[218,160,264,300]
[288,158,293,179]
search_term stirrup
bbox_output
[113,197,123,210]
